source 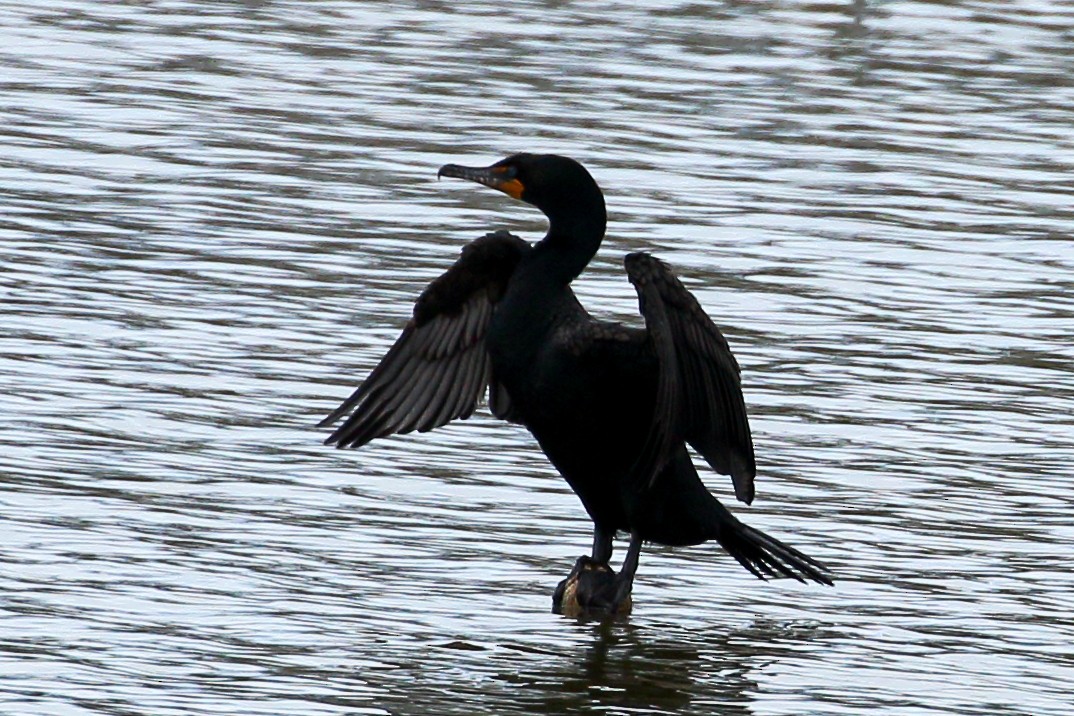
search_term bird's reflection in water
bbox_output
[504,618,827,715]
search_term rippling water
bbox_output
[2,1,1073,714]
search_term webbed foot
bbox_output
[551,556,633,617]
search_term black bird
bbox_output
[319,154,832,614]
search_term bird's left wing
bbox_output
[319,230,529,448]
[624,252,756,503]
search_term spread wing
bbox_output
[624,252,756,504]
[319,230,529,448]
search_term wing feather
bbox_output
[320,230,529,448]
[624,252,756,504]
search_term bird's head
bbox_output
[438,153,605,229]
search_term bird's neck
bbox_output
[532,204,607,284]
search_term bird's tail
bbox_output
[712,507,834,586]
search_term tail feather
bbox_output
[715,517,834,586]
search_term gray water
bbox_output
[2,1,1073,714]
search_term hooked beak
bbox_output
[437,162,525,200]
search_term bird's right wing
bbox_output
[319,230,529,448]
[624,252,757,504]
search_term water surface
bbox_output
[2,1,1073,714]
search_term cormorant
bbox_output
[319,153,833,615]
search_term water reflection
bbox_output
[526,620,826,715]
[517,622,746,715]
[382,618,833,716]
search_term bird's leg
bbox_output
[591,525,614,564]
[611,530,642,609]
